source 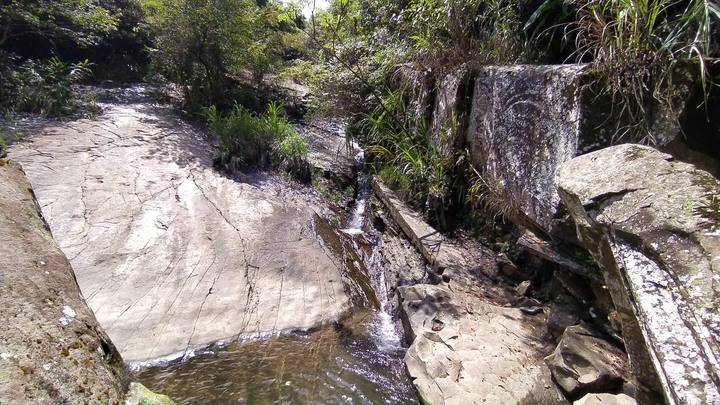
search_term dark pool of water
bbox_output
[134,310,417,404]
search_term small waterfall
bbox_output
[342,140,403,353]
[367,247,404,353]
[134,127,415,403]
[341,141,369,235]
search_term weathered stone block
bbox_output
[556,144,720,405]
[545,324,629,398]
[467,65,610,231]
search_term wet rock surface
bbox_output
[556,144,720,405]
[9,87,352,363]
[0,160,131,404]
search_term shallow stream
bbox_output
[135,142,418,404]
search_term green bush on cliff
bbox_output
[527,0,720,144]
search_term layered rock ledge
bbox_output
[375,180,566,404]
[556,144,720,405]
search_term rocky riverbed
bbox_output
[5,83,698,405]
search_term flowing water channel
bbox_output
[134,144,417,404]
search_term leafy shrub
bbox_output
[206,102,309,180]
[0,55,95,117]
[362,89,453,226]
[272,129,310,180]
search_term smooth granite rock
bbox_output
[556,144,720,405]
[467,65,601,230]
[9,89,352,363]
[466,65,688,233]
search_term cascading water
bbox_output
[341,140,404,353]
[341,141,369,236]
[134,131,416,404]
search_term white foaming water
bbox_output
[368,249,404,353]
[340,144,369,236]
[341,138,403,353]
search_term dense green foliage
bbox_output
[0,56,94,116]
[139,0,305,111]
[1,0,717,225]
[0,0,119,47]
[0,0,133,117]
[295,0,719,229]
[206,102,310,180]
[531,0,720,143]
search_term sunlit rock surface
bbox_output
[10,88,352,363]
[0,160,131,404]
[556,144,720,405]
[467,65,604,230]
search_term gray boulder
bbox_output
[556,144,720,405]
[545,324,629,398]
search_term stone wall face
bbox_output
[391,64,716,405]
[0,160,131,404]
[467,65,602,230]
[555,144,720,405]
[396,64,699,234]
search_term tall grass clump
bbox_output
[528,0,720,144]
[361,89,455,228]
[206,102,309,180]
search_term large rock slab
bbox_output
[9,91,352,362]
[467,65,604,230]
[574,393,636,405]
[556,144,720,405]
[398,283,565,405]
[0,159,131,404]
